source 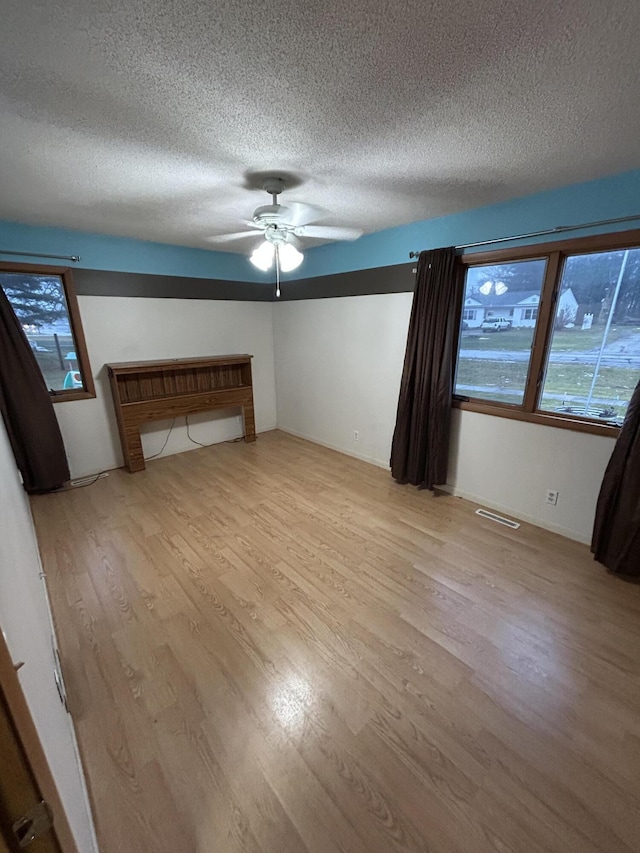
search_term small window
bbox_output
[0,263,95,402]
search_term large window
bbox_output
[0,263,95,402]
[453,231,640,434]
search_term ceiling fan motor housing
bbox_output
[262,176,286,196]
[252,204,283,225]
[253,177,291,235]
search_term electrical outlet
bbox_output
[353,430,359,442]
[545,489,559,506]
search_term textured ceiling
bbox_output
[1,0,640,253]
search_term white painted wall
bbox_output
[54,296,277,478]
[447,409,615,543]
[47,288,615,541]
[274,294,411,468]
[273,293,616,544]
[0,421,98,852]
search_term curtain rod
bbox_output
[0,249,81,262]
[408,213,640,259]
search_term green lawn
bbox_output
[456,322,640,420]
[456,358,634,420]
[460,325,636,352]
[544,327,629,352]
[455,360,528,404]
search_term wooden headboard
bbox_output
[106,354,256,472]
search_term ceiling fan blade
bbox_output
[280,202,326,228]
[207,230,257,243]
[299,225,363,241]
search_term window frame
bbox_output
[453,228,640,437]
[0,261,95,403]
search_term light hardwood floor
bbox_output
[31,431,640,853]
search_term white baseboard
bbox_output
[70,423,279,480]
[276,426,390,470]
[276,429,590,545]
[439,483,591,545]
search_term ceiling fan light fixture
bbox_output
[277,241,304,272]
[249,240,275,270]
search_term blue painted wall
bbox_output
[298,168,640,279]
[0,219,262,281]
[2,168,640,285]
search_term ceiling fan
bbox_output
[212,177,362,295]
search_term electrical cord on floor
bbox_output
[185,415,210,448]
[54,419,176,493]
[70,472,106,488]
[185,415,244,448]
[145,418,176,459]
[53,417,242,493]
[52,471,108,492]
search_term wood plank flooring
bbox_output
[30,430,640,853]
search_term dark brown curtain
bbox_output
[591,377,640,577]
[390,247,464,489]
[0,286,70,493]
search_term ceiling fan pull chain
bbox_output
[275,245,281,298]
